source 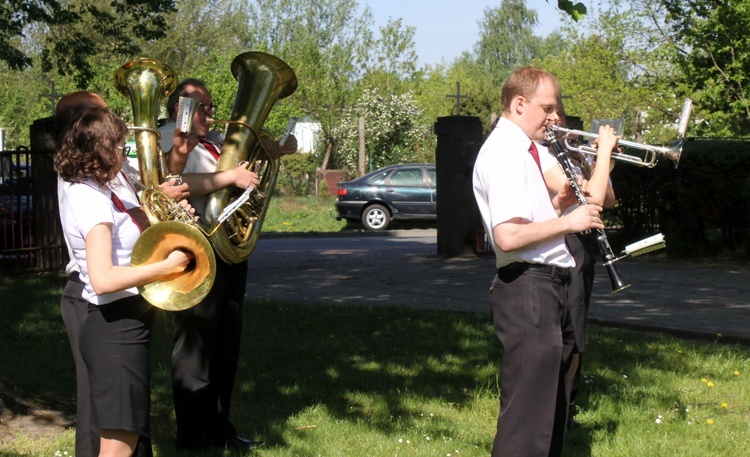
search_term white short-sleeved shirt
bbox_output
[537,141,582,217]
[58,165,142,275]
[158,120,224,216]
[60,179,142,305]
[538,141,610,217]
[473,117,574,268]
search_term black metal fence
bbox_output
[0,147,66,274]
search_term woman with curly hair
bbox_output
[55,106,191,457]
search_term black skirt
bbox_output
[79,295,155,437]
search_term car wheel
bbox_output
[361,204,391,230]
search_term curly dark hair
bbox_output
[54,107,128,187]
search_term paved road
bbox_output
[245,231,750,344]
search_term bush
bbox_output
[608,139,750,259]
[277,153,317,196]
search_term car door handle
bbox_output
[385,188,394,192]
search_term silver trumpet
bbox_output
[549,98,693,168]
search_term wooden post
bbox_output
[358,116,366,175]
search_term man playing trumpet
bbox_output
[537,97,618,428]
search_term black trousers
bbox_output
[565,233,596,420]
[489,267,575,457]
[171,257,248,447]
[61,276,99,457]
[565,233,596,352]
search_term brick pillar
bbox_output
[434,115,484,258]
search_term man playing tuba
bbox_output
[159,77,297,452]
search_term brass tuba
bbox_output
[203,52,298,264]
[114,58,216,311]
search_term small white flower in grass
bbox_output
[407,440,411,444]
[623,374,628,379]
[398,438,403,443]
[426,436,431,441]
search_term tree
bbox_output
[359,18,420,93]
[0,0,176,87]
[475,0,545,86]
[138,0,250,79]
[533,4,692,145]
[242,0,376,170]
[440,0,560,133]
[646,0,750,137]
[331,88,425,172]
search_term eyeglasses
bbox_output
[198,103,217,116]
[118,145,131,157]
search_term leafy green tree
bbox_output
[359,18,420,93]
[0,68,55,148]
[440,0,560,133]
[535,6,689,145]
[242,0,376,170]
[330,88,425,172]
[0,0,176,87]
[138,0,250,79]
[475,0,545,86]
[646,0,750,137]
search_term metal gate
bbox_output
[0,148,66,273]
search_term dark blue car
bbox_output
[335,163,436,230]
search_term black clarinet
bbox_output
[544,127,631,293]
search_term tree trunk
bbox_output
[358,116,366,175]
[321,137,332,171]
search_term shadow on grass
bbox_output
[147,300,718,456]
[148,301,499,455]
[2,273,745,456]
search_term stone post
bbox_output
[434,115,484,258]
[30,116,65,269]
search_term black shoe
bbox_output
[224,435,264,451]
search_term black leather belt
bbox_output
[498,262,569,279]
[69,272,83,283]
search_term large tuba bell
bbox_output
[203,52,298,264]
[114,58,216,311]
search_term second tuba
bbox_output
[115,58,216,311]
[203,52,298,264]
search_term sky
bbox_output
[363,0,570,67]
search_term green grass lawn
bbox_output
[1,273,748,457]
[261,195,438,233]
